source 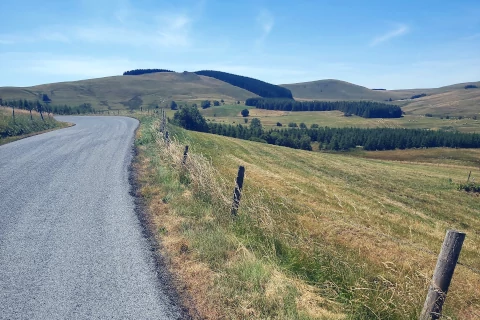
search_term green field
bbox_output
[197,104,480,133]
[135,115,480,319]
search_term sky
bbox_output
[0,0,479,89]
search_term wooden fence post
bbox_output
[165,131,169,146]
[182,145,189,165]
[420,229,466,320]
[231,166,245,216]
[467,171,472,183]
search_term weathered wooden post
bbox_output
[420,229,466,320]
[182,146,189,165]
[467,171,472,183]
[165,131,169,146]
[231,166,245,216]
[12,104,15,123]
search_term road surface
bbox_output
[0,116,182,319]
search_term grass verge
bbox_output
[0,107,70,145]
[134,114,480,319]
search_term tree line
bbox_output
[2,99,96,115]
[123,69,174,76]
[245,98,403,118]
[172,106,480,151]
[194,70,293,99]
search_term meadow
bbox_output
[134,114,480,319]
[195,104,480,133]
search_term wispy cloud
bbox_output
[370,24,409,46]
[0,31,70,45]
[73,14,192,47]
[462,33,480,41]
[0,3,193,48]
[256,9,274,46]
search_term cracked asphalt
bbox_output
[0,116,182,320]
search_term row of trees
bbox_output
[2,99,96,115]
[194,70,293,99]
[172,106,480,151]
[246,98,403,118]
[123,69,173,76]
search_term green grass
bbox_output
[200,105,480,133]
[0,72,257,111]
[135,115,480,319]
[0,107,67,145]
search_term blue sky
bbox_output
[1,0,479,89]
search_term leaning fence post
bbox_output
[182,146,189,165]
[231,166,245,216]
[467,171,472,183]
[420,229,466,320]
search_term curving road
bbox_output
[0,116,181,319]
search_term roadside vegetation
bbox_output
[134,114,480,319]
[0,107,67,145]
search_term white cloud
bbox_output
[0,31,70,45]
[256,9,274,45]
[370,24,409,46]
[0,7,192,48]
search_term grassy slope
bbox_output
[0,72,257,110]
[402,88,480,116]
[0,106,68,145]
[281,80,480,117]
[280,79,407,101]
[281,79,480,101]
[136,116,480,319]
[197,104,480,133]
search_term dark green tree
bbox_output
[170,100,178,110]
[173,105,208,132]
[241,109,249,117]
[201,100,211,109]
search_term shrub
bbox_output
[241,109,249,117]
[458,182,480,193]
[201,100,211,109]
[276,122,282,127]
[288,122,298,128]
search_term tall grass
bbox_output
[135,115,480,319]
[0,108,61,141]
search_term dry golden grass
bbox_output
[403,89,480,116]
[135,115,480,319]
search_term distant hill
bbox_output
[281,79,480,116]
[280,79,407,101]
[195,70,293,99]
[402,85,480,116]
[0,72,258,110]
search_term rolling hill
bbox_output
[0,72,258,110]
[281,79,480,116]
[280,79,408,101]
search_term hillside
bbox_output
[136,117,480,319]
[280,79,409,101]
[0,72,258,110]
[282,79,480,102]
[195,70,293,99]
[402,88,480,116]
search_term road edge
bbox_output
[128,125,196,320]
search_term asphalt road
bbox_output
[0,116,182,319]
